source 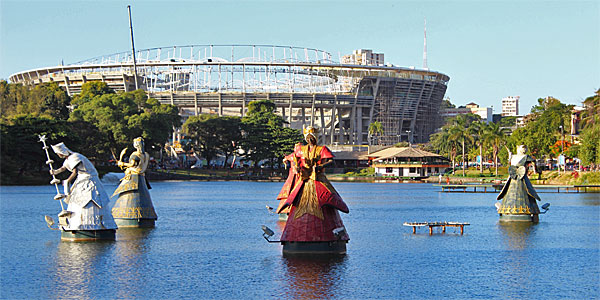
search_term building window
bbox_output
[409,167,416,173]
[386,167,393,173]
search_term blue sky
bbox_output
[1,0,598,114]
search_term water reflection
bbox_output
[498,222,536,250]
[280,255,347,299]
[53,241,113,300]
[113,228,153,299]
[497,222,537,299]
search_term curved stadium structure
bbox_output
[9,45,449,145]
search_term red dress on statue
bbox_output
[276,143,349,242]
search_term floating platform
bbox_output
[434,184,600,193]
[60,229,116,241]
[403,221,470,235]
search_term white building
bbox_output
[341,49,385,66]
[502,96,519,116]
[370,147,450,178]
[440,102,493,123]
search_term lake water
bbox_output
[1,181,598,299]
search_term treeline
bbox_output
[0,81,304,184]
[429,90,600,174]
[0,81,181,184]
[182,100,303,168]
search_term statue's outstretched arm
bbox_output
[66,166,78,185]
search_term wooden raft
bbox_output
[403,221,470,235]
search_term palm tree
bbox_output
[449,115,474,177]
[483,122,510,176]
[469,121,487,174]
[368,121,384,146]
[432,130,458,173]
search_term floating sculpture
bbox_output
[41,136,117,241]
[111,137,158,227]
[264,126,349,254]
[496,145,549,222]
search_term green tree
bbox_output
[0,81,70,120]
[183,115,243,166]
[483,122,510,176]
[510,97,572,159]
[469,121,487,174]
[368,121,384,146]
[70,83,180,156]
[577,89,600,169]
[240,100,283,167]
[448,115,475,176]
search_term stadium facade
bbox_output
[9,45,449,145]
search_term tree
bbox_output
[430,129,459,174]
[69,82,180,156]
[469,121,487,174]
[368,121,384,146]
[483,122,510,176]
[240,100,283,167]
[0,81,70,120]
[510,97,572,159]
[183,115,243,166]
[448,115,475,176]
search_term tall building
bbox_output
[501,96,519,116]
[341,49,385,66]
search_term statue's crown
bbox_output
[303,126,318,137]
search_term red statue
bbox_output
[276,126,349,254]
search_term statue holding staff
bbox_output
[111,137,158,227]
[48,142,117,241]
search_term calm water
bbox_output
[1,181,598,299]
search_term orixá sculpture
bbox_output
[496,145,549,222]
[267,126,350,254]
[41,136,117,241]
[111,137,158,228]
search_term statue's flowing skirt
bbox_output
[111,175,157,220]
[497,176,540,215]
[65,175,117,230]
[280,177,349,242]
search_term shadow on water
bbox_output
[53,240,114,300]
[279,254,347,299]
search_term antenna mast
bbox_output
[423,18,428,70]
[128,5,139,90]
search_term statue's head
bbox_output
[303,125,318,144]
[517,145,527,155]
[51,142,72,158]
[133,137,145,151]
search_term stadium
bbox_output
[9,45,449,145]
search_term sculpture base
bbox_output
[61,229,116,241]
[499,214,539,223]
[114,218,156,228]
[281,240,347,255]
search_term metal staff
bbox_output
[38,135,66,211]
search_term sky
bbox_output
[1,0,598,115]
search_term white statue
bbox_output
[50,142,117,240]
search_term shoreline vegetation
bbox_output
[3,166,598,189]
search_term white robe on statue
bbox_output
[62,153,117,231]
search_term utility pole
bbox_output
[128,5,139,90]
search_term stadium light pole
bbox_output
[127,5,139,90]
